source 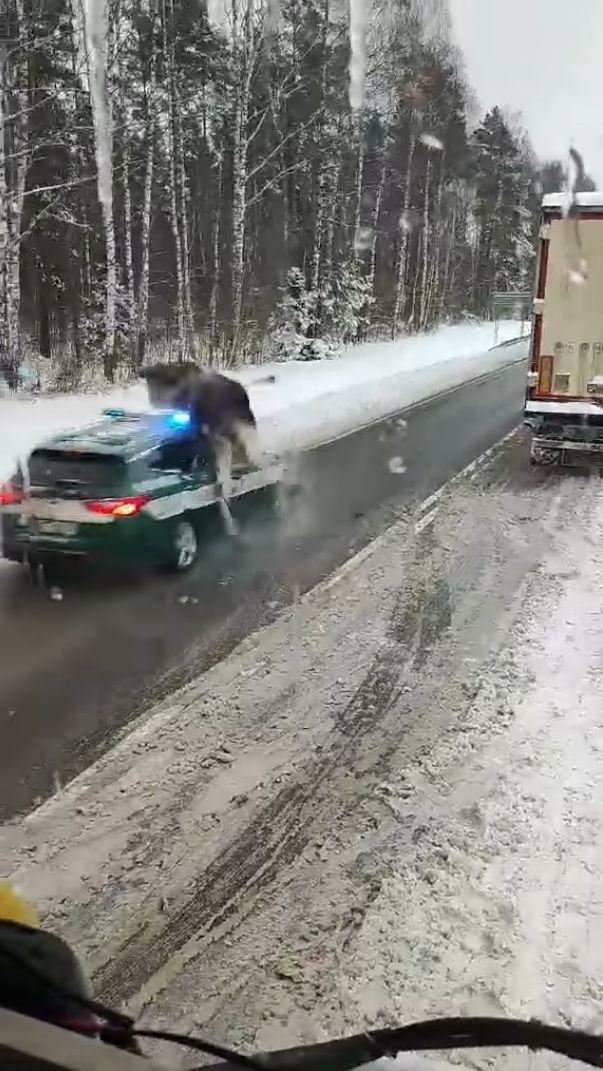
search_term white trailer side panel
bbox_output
[540,218,603,397]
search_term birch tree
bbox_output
[82,0,117,380]
[229,0,253,347]
[136,0,158,366]
[0,1,30,382]
[391,127,415,337]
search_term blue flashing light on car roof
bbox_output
[101,407,192,431]
[166,410,191,428]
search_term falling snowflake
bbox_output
[388,456,407,475]
[355,226,373,253]
[568,266,587,285]
[420,133,444,152]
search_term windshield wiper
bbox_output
[222,1017,603,1071]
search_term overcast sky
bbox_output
[449,0,603,185]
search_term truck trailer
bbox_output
[525,191,603,467]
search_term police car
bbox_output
[0,408,283,573]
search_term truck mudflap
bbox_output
[531,437,603,467]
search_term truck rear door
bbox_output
[531,198,603,403]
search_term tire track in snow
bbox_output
[94,556,451,1007]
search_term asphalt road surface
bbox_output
[0,347,528,820]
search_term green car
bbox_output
[0,408,283,573]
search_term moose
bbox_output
[142,363,263,493]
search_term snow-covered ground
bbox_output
[0,321,525,480]
[2,432,602,1067]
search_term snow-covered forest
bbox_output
[0,0,594,384]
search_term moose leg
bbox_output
[233,419,264,468]
[214,435,234,499]
[213,435,238,537]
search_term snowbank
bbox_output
[0,321,526,480]
[253,322,526,453]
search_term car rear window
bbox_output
[28,450,126,497]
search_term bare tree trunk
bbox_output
[3,1,29,378]
[102,205,117,379]
[162,0,185,359]
[209,151,223,349]
[367,158,386,323]
[309,165,326,297]
[0,43,9,375]
[230,0,252,350]
[491,176,504,294]
[167,125,185,359]
[323,157,341,284]
[424,243,438,326]
[409,241,420,329]
[68,5,89,374]
[392,129,415,338]
[230,129,246,348]
[428,155,445,323]
[122,139,136,357]
[136,3,157,369]
[84,0,117,381]
[72,299,83,370]
[418,153,432,329]
[441,198,456,311]
[309,0,329,300]
[173,62,195,355]
[282,159,289,256]
[83,230,92,302]
[351,114,365,256]
[114,2,135,365]
[476,176,503,311]
[193,196,205,276]
[137,127,155,366]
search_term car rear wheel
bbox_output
[1,544,24,564]
[166,518,199,572]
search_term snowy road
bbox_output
[4,410,603,1070]
[0,347,528,820]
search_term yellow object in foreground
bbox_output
[0,884,39,929]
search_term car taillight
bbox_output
[0,482,22,506]
[85,495,149,518]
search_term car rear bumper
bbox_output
[1,513,161,568]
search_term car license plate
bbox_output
[35,520,77,537]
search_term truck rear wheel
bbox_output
[530,442,558,466]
